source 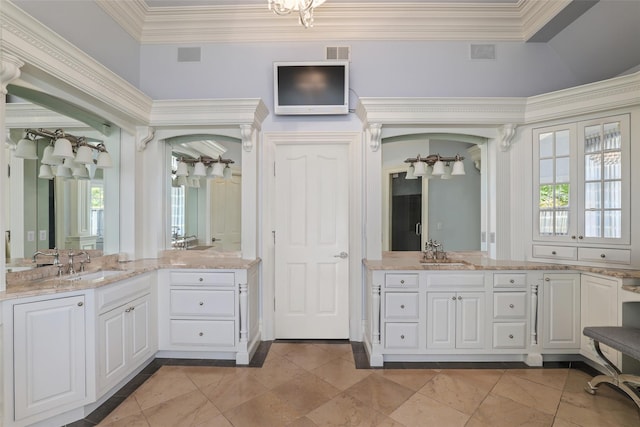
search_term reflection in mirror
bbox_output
[382,135,484,252]
[5,101,120,266]
[167,135,242,252]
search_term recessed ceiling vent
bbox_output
[177,47,201,62]
[326,46,351,61]
[470,44,496,60]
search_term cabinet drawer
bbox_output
[578,247,630,265]
[385,293,419,319]
[532,245,576,261]
[493,274,526,288]
[385,323,419,349]
[97,274,151,314]
[493,292,526,319]
[170,289,235,317]
[493,323,526,349]
[170,271,235,286]
[169,320,235,347]
[385,274,418,288]
[426,273,485,288]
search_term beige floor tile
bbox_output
[312,357,372,390]
[312,343,353,359]
[200,369,269,412]
[99,396,142,425]
[143,389,220,427]
[506,368,570,391]
[389,393,469,427]
[555,399,640,427]
[418,370,502,415]
[285,416,319,427]
[372,368,438,391]
[307,393,401,427]
[551,418,581,427]
[194,414,234,427]
[465,393,554,427]
[223,391,301,427]
[181,366,235,390]
[250,353,307,389]
[492,371,563,415]
[98,412,150,427]
[133,367,198,410]
[281,343,340,371]
[270,342,304,355]
[272,371,341,414]
[344,374,415,415]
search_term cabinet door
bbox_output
[129,295,153,366]
[456,292,485,349]
[542,274,581,349]
[426,293,456,349]
[580,275,619,366]
[98,306,127,390]
[13,295,86,421]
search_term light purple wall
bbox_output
[12,0,141,87]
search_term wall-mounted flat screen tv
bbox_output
[273,61,349,115]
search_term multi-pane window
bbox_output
[583,120,622,239]
[538,129,571,236]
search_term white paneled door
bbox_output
[210,174,242,251]
[275,143,350,338]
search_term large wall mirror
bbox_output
[382,133,485,252]
[165,134,242,252]
[4,96,120,267]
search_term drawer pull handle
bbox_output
[509,279,515,284]
[400,335,405,339]
[509,334,514,339]
[600,254,606,258]
[400,304,405,309]
[509,304,514,309]
[199,302,204,306]
[199,277,204,282]
[77,302,84,307]
[199,332,204,336]
[552,251,557,255]
[400,280,405,284]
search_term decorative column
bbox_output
[1,55,24,291]
[530,283,539,345]
[240,124,258,258]
[372,283,381,344]
[239,282,248,344]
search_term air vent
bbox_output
[470,44,496,60]
[177,47,201,62]
[325,46,351,61]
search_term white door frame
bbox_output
[261,132,363,341]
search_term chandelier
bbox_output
[268,0,327,28]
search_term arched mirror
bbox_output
[165,134,242,252]
[4,96,120,269]
[382,133,485,252]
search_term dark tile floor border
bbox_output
[67,340,604,426]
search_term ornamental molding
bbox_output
[96,0,570,44]
[136,126,156,152]
[1,1,152,133]
[0,54,23,94]
[149,99,269,130]
[5,103,88,129]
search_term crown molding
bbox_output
[97,0,569,44]
[150,99,269,130]
[1,0,152,134]
[5,103,88,129]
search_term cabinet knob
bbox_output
[571,235,577,240]
[509,279,515,284]
[400,304,405,309]
[452,296,457,300]
[400,335,405,339]
[600,254,606,258]
[125,308,131,313]
[509,304,515,308]
[130,306,135,311]
[579,236,584,240]
[545,277,550,281]
[400,280,405,284]
[457,296,462,300]
[551,251,557,255]
[77,301,84,307]
[509,334,514,339]
[199,277,204,282]
[199,301,204,306]
[199,332,204,336]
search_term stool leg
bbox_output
[584,340,621,394]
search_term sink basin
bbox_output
[5,266,33,273]
[65,270,125,282]
[420,262,469,267]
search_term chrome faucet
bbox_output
[32,248,60,266]
[423,239,445,261]
[67,251,77,275]
[78,251,91,272]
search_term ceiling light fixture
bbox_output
[404,154,465,179]
[268,0,326,28]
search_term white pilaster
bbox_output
[364,125,382,259]
[240,124,258,259]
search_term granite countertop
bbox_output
[1,251,261,301]
[363,251,640,280]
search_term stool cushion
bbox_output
[583,326,640,361]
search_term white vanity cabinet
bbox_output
[492,273,528,350]
[580,274,620,367]
[426,292,485,350]
[157,266,260,364]
[541,273,581,350]
[95,272,157,396]
[7,293,90,427]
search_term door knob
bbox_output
[334,252,348,259]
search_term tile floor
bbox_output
[91,342,639,427]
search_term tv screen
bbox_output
[274,61,349,115]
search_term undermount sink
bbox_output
[64,270,125,282]
[420,259,470,266]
